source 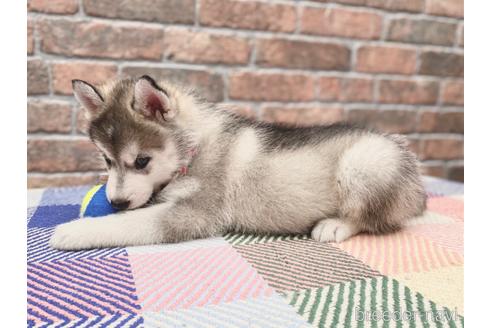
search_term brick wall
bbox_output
[27,0,464,187]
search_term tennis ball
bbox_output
[80,184,118,218]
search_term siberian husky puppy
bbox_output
[50,75,426,250]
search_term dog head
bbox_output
[73,75,189,210]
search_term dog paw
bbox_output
[311,218,359,243]
[50,220,92,250]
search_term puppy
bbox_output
[50,76,426,250]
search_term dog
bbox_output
[50,75,426,250]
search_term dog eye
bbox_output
[135,156,151,170]
[103,155,112,167]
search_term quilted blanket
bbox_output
[27,176,464,327]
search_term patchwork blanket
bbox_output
[27,176,464,327]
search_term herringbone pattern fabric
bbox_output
[234,240,381,292]
[27,177,463,327]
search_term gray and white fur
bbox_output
[50,76,426,250]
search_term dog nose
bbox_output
[110,199,130,210]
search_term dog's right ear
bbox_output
[133,75,174,123]
[72,80,104,119]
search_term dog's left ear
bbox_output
[134,75,174,122]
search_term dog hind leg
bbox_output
[311,218,360,243]
[311,135,424,243]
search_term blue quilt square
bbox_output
[27,207,36,224]
[27,256,142,326]
[40,186,91,206]
[423,176,464,197]
[28,204,81,228]
[27,227,127,263]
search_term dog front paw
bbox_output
[50,220,93,250]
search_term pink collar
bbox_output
[178,147,197,176]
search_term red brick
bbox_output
[51,62,118,95]
[301,7,382,40]
[199,0,296,32]
[260,106,344,126]
[356,46,417,75]
[419,138,463,160]
[379,79,439,105]
[229,72,315,102]
[83,0,194,24]
[418,111,463,133]
[256,39,350,71]
[28,0,79,14]
[426,0,463,18]
[317,0,424,12]
[38,19,163,60]
[164,29,251,65]
[447,164,464,182]
[420,163,446,178]
[28,173,105,188]
[122,66,225,102]
[27,19,34,55]
[318,77,373,102]
[346,109,417,133]
[27,100,72,134]
[387,19,457,46]
[27,139,104,172]
[442,81,464,106]
[366,0,424,13]
[419,51,463,77]
[27,58,49,95]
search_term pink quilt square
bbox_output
[407,223,464,255]
[335,230,463,275]
[128,245,273,312]
[427,197,464,221]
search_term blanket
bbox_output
[27,176,464,327]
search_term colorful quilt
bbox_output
[27,176,464,327]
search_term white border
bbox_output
[0,1,27,326]
[465,1,492,325]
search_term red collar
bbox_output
[178,147,197,176]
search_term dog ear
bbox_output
[72,80,104,119]
[133,75,174,122]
